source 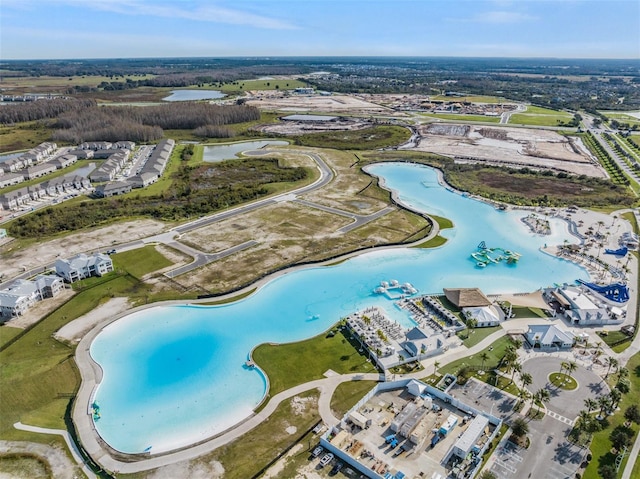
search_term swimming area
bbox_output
[90,162,588,453]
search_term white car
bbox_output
[319,453,334,468]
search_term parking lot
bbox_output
[450,378,518,422]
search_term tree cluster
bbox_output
[0,98,96,124]
[50,102,259,143]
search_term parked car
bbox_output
[329,461,343,476]
[311,446,324,458]
[319,453,334,468]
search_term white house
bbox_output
[55,253,114,283]
[524,324,575,350]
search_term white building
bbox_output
[544,284,626,326]
[0,275,64,319]
[524,324,575,350]
[55,253,113,283]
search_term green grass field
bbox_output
[422,113,501,123]
[509,113,573,127]
[583,352,640,479]
[0,121,54,153]
[436,336,515,377]
[330,380,379,418]
[0,326,23,349]
[0,74,155,90]
[111,246,173,279]
[456,326,502,348]
[218,79,307,93]
[252,325,377,397]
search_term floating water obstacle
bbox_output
[91,402,101,421]
[471,241,521,268]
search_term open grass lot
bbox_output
[185,390,320,479]
[111,245,173,279]
[0,274,143,440]
[422,113,501,123]
[601,111,640,126]
[0,121,54,153]
[582,352,640,479]
[293,125,411,150]
[217,78,307,92]
[436,336,515,378]
[509,113,573,127]
[330,380,379,418]
[0,74,155,90]
[252,325,378,397]
[0,325,23,348]
[456,326,501,348]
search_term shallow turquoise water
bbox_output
[90,162,587,453]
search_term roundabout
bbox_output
[522,356,607,420]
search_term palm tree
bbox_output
[511,417,529,438]
[510,361,522,384]
[512,338,523,350]
[520,372,533,389]
[537,388,551,407]
[566,361,578,379]
[584,398,598,414]
[605,357,619,378]
[434,360,441,376]
[559,361,569,376]
[576,409,592,433]
[609,389,622,410]
[598,395,612,418]
[480,352,489,372]
[617,367,629,381]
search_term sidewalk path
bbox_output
[13,422,97,479]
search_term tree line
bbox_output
[0,98,96,124]
[48,102,259,143]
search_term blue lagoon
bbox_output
[90,162,588,453]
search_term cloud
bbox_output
[467,10,537,24]
[2,0,298,30]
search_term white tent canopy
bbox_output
[406,379,427,397]
[466,306,500,324]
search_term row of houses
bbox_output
[0,175,91,210]
[0,275,65,319]
[0,142,57,174]
[88,149,131,182]
[0,253,114,320]
[0,154,79,189]
[94,139,174,197]
[79,141,135,151]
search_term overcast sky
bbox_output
[1,0,638,60]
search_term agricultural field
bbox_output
[0,74,155,93]
[509,105,573,127]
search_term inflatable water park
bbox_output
[471,241,521,268]
[374,279,418,299]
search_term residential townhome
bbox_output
[49,154,78,169]
[94,181,133,197]
[0,188,31,210]
[24,163,57,180]
[0,279,42,319]
[67,149,94,159]
[0,173,25,188]
[55,253,114,283]
[33,274,65,298]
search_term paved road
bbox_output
[522,356,606,420]
[13,422,97,479]
[590,129,640,184]
[294,198,395,234]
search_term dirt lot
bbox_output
[245,91,395,115]
[0,219,168,280]
[413,124,607,178]
[255,117,375,135]
[176,204,423,294]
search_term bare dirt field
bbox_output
[413,124,607,178]
[0,219,168,280]
[254,117,374,135]
[245,91,395,115]
[175,205,424,294]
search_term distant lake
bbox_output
[162,90,226,102]
[202,140,289,162]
